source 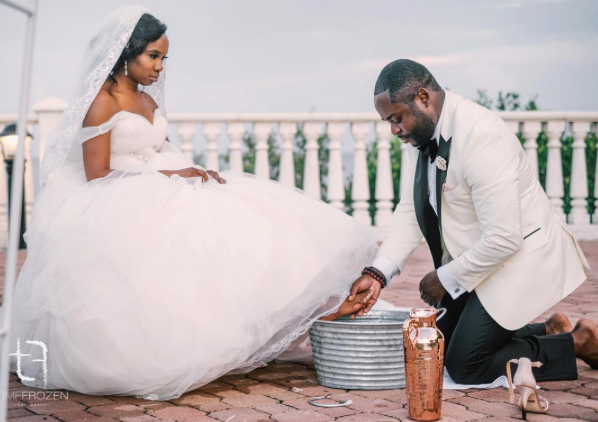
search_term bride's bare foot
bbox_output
[319,288,374,321]
[545,312,574,335]
[572,318,598,369]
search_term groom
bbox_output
[350,59,598,384]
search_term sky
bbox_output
[1,0,597,114]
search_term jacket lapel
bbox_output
[435,135,451,230]
[414,151,429,240]
[414,150,443,268]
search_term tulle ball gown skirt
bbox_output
[5,170,377,400]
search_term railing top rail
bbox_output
[497,111,598,122]
[0,114,38,124]
[1,110,597,126]
[165,111,598,124]
[166,112,382,123]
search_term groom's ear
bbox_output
[416,88,430,107]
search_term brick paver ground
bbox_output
[1,242,598,421]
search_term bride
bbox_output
[4,6,379,400]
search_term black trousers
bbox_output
[437,291,578,384]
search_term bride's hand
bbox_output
[162,168,226,183]
[348,274,382,319]
[206,170,226,184]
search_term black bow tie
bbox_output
[418,139,438,163]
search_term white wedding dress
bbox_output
[6,108,378,400]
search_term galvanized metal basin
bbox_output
[309,310,410,390]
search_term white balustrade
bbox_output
[278,122,296,187]
[253,122,271,179]
[326,122,345,210]
[227,122,245,172]
[521,121,542,180]
[178,122,196,166]
[2,99,598,248]
[202,123,220,171]
[545,121,565,220]
[351,122,371,226]
[302,122,322,199]
[375,122,394,228]
[569,121,591,225]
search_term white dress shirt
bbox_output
[371,97,465,300]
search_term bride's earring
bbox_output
[124,61,128,76]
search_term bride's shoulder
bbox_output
[83,84,118,128]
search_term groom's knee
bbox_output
[445,346,471,384]
[444,343,484,384]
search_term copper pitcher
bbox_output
[403,307,446,421]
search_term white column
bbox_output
[303,122,322,199]
[228,123,245,172]
[253,122,271,179]
[569,121,591,225]
[375,123,394,228]
[399,142,411,201]
[278,122,296,187]
[178,123,196,166]
[521,121,542,180]
[326,122,345,210]
[203,123,220,171]
[24,123,35,225]
[545,121,566,220]
[351,122,371,225]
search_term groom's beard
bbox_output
[407,104,436,147]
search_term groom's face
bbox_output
[374,90,436,148]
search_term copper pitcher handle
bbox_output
[407,318,420,347]
[437,307,447,321]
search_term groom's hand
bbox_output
[348,275,382,319]
[419,270,447,306]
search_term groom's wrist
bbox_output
[371,257,399,286]
[362,267,387,289]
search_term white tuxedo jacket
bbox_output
[378,90,589,330]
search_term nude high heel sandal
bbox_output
[506,358,549,420]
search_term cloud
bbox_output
[358,36,597,72]
[357,53,473,71]
[494,0,575,10]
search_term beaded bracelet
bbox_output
[362,266,387,289]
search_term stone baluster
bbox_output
[253,122,271,179]
[375,122,394,228]
[351,122,371,226]
[326,122,345,210]
[545,121,566,220]
[178,123,197,166]
[278,122,296,187]
[569,121,591,225]
[303,122,322,199]
[203,123,220,171]
[227,122,245,172]
[521,121,542,180]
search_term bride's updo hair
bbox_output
[109,13,167,79]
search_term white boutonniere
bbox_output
[435,156,447,171]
